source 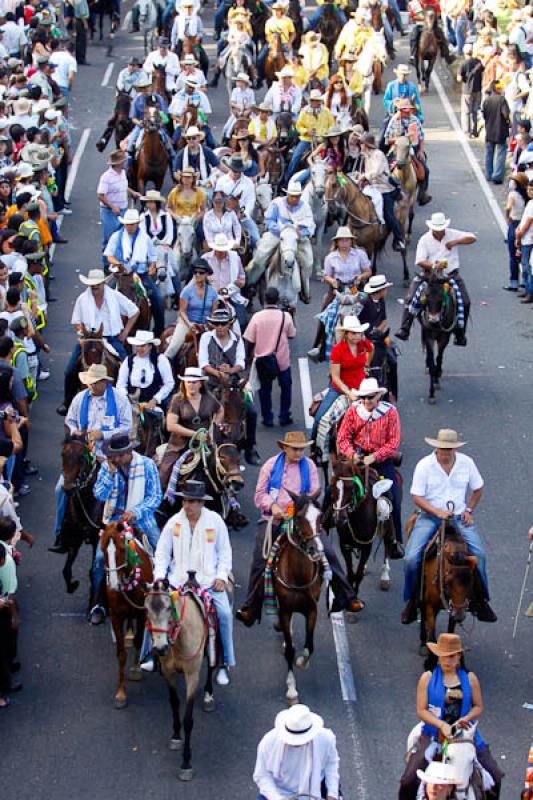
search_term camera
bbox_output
[0,409,19,421]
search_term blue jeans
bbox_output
[311,386,341,442]
[100,206,126,265]
[292,167,311,187]
[403,512,489,601]
[214,0,229,35]
[383,14,394,50]
[507,220,520,285]
[242,217,260,248]
[55,474,66,536]
[286,140,311,182]
[485,140,506,183]
[210,589,236,666]
[258,366,292,425]
[138,273,165,336]
[307,5,346,27]
[388,0,404,32]
[520,243,533,295]
[454,14,467,56]
[161,0,175,25]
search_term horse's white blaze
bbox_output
[107,540,119,590]
[304,502,320,535]
[335,479,345,512]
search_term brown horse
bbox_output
[63,324,119,408]
[114,271,152,332]
[391,135,417,241]
[129,107,169,194]
[273,493,323,705]
[416,9,439,92]
[130,391,165,457]
[264,33,287,87]
[406,515,478,657]
[159,325,199,381]
[100,521,153,709]
[96,91,134,152]
[151,63,170,105]
[145,578,216,780]
[417,272,458,403]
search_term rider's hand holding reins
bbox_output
[211,579,225,592]
[122,511,136,524]
[362,453,375,466]
[271,503,284,519]
[439,721,453,739]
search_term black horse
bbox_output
[418,273,458,403]
[89,0,120,42]
[96,91,134,152]
[367,327,398,402]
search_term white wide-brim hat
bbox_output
[424,428,466,449]
[426,212,450,231]
[355,377,387,397]
[364,274,393,293]
[79,364,114,385]
[119,209,141,225]
[394,63,411,75]
[207,233,235,251]
[283,180,303,196]
[417,761,460,786]
[332,225,355,240]
[338,314,369,334]
[79,269,109,286]
[275,704,324,746]
[179,366,208,382]
[127,329,161,347]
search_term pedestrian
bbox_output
[503,172,528,292]
[457,43,483,138]
[73,0,90,65]
[515,180,533,303]
[244,286,295,429]
[481,80,510,185]
[97,150,130,263]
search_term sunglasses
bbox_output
[363,393,379,400]
[193,269,207,275]
[214,321,229,326]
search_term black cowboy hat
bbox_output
[102,433,139,457]
[175,479,212,502]
[228,157,244,173]
[207,307,235,325]
[192,257,213,275]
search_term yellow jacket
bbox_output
[292,63,309,88]
[317,0,349,6]
[298,43,329,82]
[335,22,372,60]
[296,107,336,142]
[339,65,364,95]
[265,16,295,45]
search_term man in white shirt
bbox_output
[49,38,77,98]
[1,13,27,57]
[402,428,496,625]
[263,67,302,119]
[116,329,174,408]
[174,53,206,91]
[143,36,181,95]
[395,212,476,345]
[215,157,259,245]
[154,479,235,686]
[203,232,248,328]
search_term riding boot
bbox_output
[307,321,326,362]
[453,328,467,347]
[470,571,497,622]
[401,592,418,624]
[395,308,415,341]
[209,67,221,87]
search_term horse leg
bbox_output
[407,205,415,240]
[296,604,317,671]
[99,12,104,40]
[168,682,183,751]
[179,669,201,780]
[380,557,391,591]
[340,540,356,589]
[202,662,216,713]
[420,604,436,657]
[111,613,128,709]
[426,341,437,404]
[128,611,145,681]
[280,609,298,705]
[435,339,446,384]
[353,544,371,600]
[401,244,409,284]
[62,544,81,594]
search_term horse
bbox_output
[369,0,393,59]
[255,177,274,227]
[273,493,323,705]
[417,272,458,403]
[145,578,216,781]
[366,327,398,402]
[416,9,439,92]
[64,324,119,409]
[314,3,342,64]
[265,224,312,308]
[302,160,328,256]
[391,135,417,241]
[173,216,196,283]
[96,92,133,153]
[264,33,287,87]
[129,107,169,194]
[355,30,388,112]
[136,0,159,55]
[59,435,103,601]
[180,35,209,78]
[223,42,254,98]
[89,0,120,42]
[100,521,153,709]
[113,270,152,331]
[262,146,285,195]
[151,63,170,105]
[130,392,165,458]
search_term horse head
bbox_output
[310,159,327,200]
[276,112,294,143]
[393,135,412,169]
[279,224,298,270]
[424,8,437,30]
[442,527,477,623]
[145,578,173,656]
[62,433,93,494]
[144,106,160,131]
[256,178,273,213]
[287,490,322,558]
[100,520,128,563]
[444,722,478,792]
[420,273,456,331]
[176,217,195,257]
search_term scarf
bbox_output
[80,285,125,336]
[266,452,311,501]
[169,507,217,587]
[103,450,147,524]
[355,400,390,422]
[183,144,208,181]
[422,666,485,750]
[79,384,119,432]
[115,227,149,270]
[263,736,315,799]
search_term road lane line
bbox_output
[101,63,115,87]
[65,127,91,202]
[431,70,507,237]
[298,357,314,430]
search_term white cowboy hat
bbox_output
[13,97,31,115]
[33,99,51,114]
[179,366,208,382]
[135,74,153,88]
[79,268,109,286]
[79,363,114,386]
[127,329,161,347]
[181,54,198,65]
[283,180,303,196]
[276,65,294,79]
[207,232,235,251]
[235,71,251,84]
[424,428,467,449]
[271,1,286,9]
[140,189,166,203]
[309,89,324,102]
[275,704,324,746]
[185,125,204,138]
[185,76,199,88]
[364,274,393,293]
[394,63,411,75]
[417,762,460,786]
[355,377,386,397]
[332,225,355,240]
[426,212,451,231]
[119,208,141,225]
[337,315,369,334]
[44,109,60,121]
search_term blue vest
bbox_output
[79,384,120,432]
[422,666,486,751]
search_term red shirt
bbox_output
[330,338,372,393]
[337,403,401,463]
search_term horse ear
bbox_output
[80,323,88,338]
[97,322,104,338]
[465,555,478,570]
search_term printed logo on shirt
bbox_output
[205,528,215,544]
[173,523,181,538]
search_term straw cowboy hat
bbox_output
[135,75,153,89]
[426,632,466,658]
[127,329,161,347]
[175,479,212,502]
[80,268,109,286]
[340,50,356,61]
[426,212,451,231]
[355,377,386,397]
[234,71,251,84]
[364,274,393,293]
[276,65,295,79]
[185,76,199,88]
[309,89,324,102]
[332,225,355,240]
[324,125,348,138]
[119,208,141,225]
[254,102,273,114]
[417,762,460,787]
[79,363,114,385]
[424,429,466,449]
[394,63,411,76]
[303,30,321,43]
[207,307,235,326]
[207,232,235,251]
[140,189,166,203]
[13,97,31,115]
[108,149,128,166]
[178,366,208,382]
[338,315,369,334]
[284,180,303,195]
[33,99,50,114]
[102,433,139,457]
[275,704,324,746]
[394,97,415,110]
[277,431,314,450]
[181,54,198,65]
[185,125,205,139]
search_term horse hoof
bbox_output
[295,656,309,671]
[402,278,410,288]
[128,666,143,682]
[66,580,80,595]
[428,396,436,405]
[203,694,216,713]
[286,694,299,707]
[419,644,429,657]
[179,768,193,782]
[346,612,360,624]
[113,696,128,710]
[169,738,183,751]
[380,578,391,591]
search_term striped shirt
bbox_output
[337,402,401,463]
[97,167,128,209]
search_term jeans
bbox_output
[64,336,128,400]
[210,589,236,666]
[214,0,229,35]
[242,217,260,248]
[485,140,507,183]
[403,512,489,601]
[454,14,467,56]
[383,14,394,50]
[460,91,480,136]
[139,273,165,336]
[100,206,126,265]
[388,0,404,32]
[383,188,403,243]
[307,5,346,27]
[520,243,533,295]
[507,220,520,285]
[310,386,341,442]
[161,0,176,25]
[258,366,292,425]
[292,167,311,187]
[286,140,311,182]
[55,474,67,536]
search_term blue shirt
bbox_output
[130,93,170,120]
[93,456,162,535]
[180,282,218,324]
[383,79,423,120]
[174,145,219,174]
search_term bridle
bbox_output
[63,441,101,530]
[145,589,208,658]
[103,523,149,607]
[274,513,323,591]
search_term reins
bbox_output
[145,589,209,660]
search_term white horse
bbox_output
[222,43,253,99]
[302,160,328,257]
[356,31,388,115]
[255,177,273,227]
[153,242,180,303]
[265,224,300,309]
[173,217,196,283]
[129,0,159,55]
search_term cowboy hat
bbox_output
[234,71,251,84]
[184,125,204,139]
[102,433,139,458]
[275,704,323,746]
[178,366,208,382]
[135,75,153,88]
[140,189,166,203]
[177,166,198,178]
[13,97,31,115]
[283,180,303,196]
[304,30,321,43]
[207,307,235,325]
[191,257,213,275]
[254,102,273,113]
[417,762,460,786]
[332,225,355,240]
[337,315,369,334]
[394,63,411,75]
[364,274,393,293]
[426,633,466,659]
[181,54,198,65]
[271,0,287,9]
[228,156,244,173]
[355,377,386,397]
[393,97,415,110]
[340,50,356,61]
[233,129,250,140]
[175,479,212,502]
[360,132,377,149]
[118,208,141,225]
[207,232,235,252]
[324,125,347,138]
[277,431,314,450]
[44,109,60,121]
[185,76,199,88]
[35,53,50,66]
[33,99,50,114]
[129,55,143,65]
[424,429,466,449]
[127,329,161,347]
[426,212,451,231]
[309,89,324,102]
[351,123,365,137]
[276,65,294,79]
[158,35,170,46]
[79,268,109,286]
[108,149,128,166]
[79,363,114,386]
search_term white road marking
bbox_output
[431,70,507,237]
[101,62,115,87]
[49,128,91,261]
[298,357,314,430]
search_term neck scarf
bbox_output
[79,384,119,432]
[267,452,311,500]
[103,450,147,523]
[183,144,207,180]
[422,665,485,750]
[115,227,149,269]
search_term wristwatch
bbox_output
[465,507,473,514]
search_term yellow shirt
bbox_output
[295,107,336,142]
[339,65,364,95]
[292,63,309,88]
[335,22,371,60]
[167,187,206,217]
[317,0,349,6]
[248,116,278,143]
[265,16,295,45]
[299,43,329,82]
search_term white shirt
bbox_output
[263,82,302,116]
[65,388,133,456]
[202,209,241,245]
[71,286,138,337]
[49,50,78,89]
[174,67,206,91]
[215,173,256,218]
[410,451,484,515]
[116,352,175,404]
[169,88,212,118]
[143,50,181,92]
[198,329,246,372]
[415,227,475,275]
[1,20,27,55]
[520,199,533,246]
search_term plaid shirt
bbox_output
[384,113,425,147]
[337,402,401,463]
[94,457,162,533]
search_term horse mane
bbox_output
[293,493,319,513]
[63,432,87,446]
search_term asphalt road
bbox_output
[1,9,532,800]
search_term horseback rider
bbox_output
[254,704,340,800]
[360,131,406,252]
[401,428,497,626]
[287,89,335,181]
[174,53,206,91]
[143,36,181,96]
[169,77,216,150]
[257,1,296,88]
[358,273,398,402]
[203,232,248,329]
[200,189,242,250]
[171,0,205,55]
[154,478,235,686]
[297,31,329,89]
[408,0,454,67]
[384,64,423,120]
[383,97,432,206]
[215,156,260,247]
[334,7,372,62]
[125,77,175,164]
[211,13,256,88]
[395,212,475,347]
[247,104,278,178]
[116,329,175,409]
[164,258,218,362]
[236,430,365,626]
[307,0,348,29]
[262,65,302,120]
[139,189,181,299]
[198,306,259,465]
[222,73,256,141]
[56,268,139,417]
[116,55,145,96]
[173,126,223,183]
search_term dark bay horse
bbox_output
[315,3,342,65]
[416,9,439,92]
[145,578,216,780]
[129,108,169,194]
[130,393,165,457]
[159,325,199,381]
[65,325,119,420]
[100,521,153,708]
[152,63,170,105]
[96,92,133,153]
[417,272,458,403]
[113,270,152,331]
[264,33,287,87]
